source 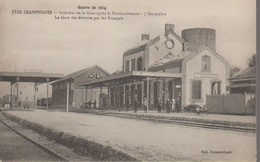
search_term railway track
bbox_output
[0,117,71,162]
[103,113,256,133]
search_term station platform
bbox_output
[2,107,256,128]
[69,108,256,129]
[1,109,256,161]
[0,110,256,161]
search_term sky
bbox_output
[0,0,256,98]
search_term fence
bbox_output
[206,93,255,115]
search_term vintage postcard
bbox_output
[0,0,256,161]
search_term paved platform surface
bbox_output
[5,110,256,161]
[82,109,256,124]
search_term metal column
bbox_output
[91,88,93,101]
[141,81,144,102]
[108,87,110,107]
[66,82,69,113]
[46,78,49,110]
[123,84,125,105]
[34,83,37,110]
[86,86,88,105]
[147,77,150,112]
[16,77,19,107]
[10,83,13,110]
[163,79,165,104]
[100,86,103,109]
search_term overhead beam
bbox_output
[0,72,63,83]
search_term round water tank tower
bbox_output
[181,28,216,51]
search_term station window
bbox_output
[191,80,202,100]
[211,81,221,95]
[131,59,136,71]
[125,60,130,72]
[137,57,143,71]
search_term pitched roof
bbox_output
[123,36,160,57]
[149,52,184,71]
[51,65,110,84]
[148,46,193,71]
[131,39,150,49]
[165,28,185,43]
[182,44,230,67]
[150,52,180,67]
[230,66,256,80]
[150,43,208,68]
[111,67,123,75]
[148,43,231,72]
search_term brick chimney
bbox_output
[165,24,175,36]
[141,34,150,41]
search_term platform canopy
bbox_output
[77,71,182,87]
[0,71,64,84]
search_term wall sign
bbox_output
[88,73,103,79]
[194,73,218,79]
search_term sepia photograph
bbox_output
[0,0,256,161]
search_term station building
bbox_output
[78,24,230,110]
[229,66,256,94]
[51,65,110,109]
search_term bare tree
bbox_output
[230,65,241,77]
[247,54,256,67]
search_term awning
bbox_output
[77,71,182,87]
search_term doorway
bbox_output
[154,82,159,106]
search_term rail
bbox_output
[0,117,71,162]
